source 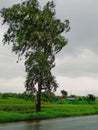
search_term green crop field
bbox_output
[0,97,98,122]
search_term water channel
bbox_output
[0,115,98,130]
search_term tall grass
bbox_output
[0,97,98,122]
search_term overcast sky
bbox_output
[0,0,98,96]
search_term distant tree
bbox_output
[88,94,96,101]
[41,92,55,102]
[1,93,8,99]
[16,92,35,101]
[70,94,76,98]
[0,0,70,112]
[61,90,68,98]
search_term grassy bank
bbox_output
[0,97,98,122]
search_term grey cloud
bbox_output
[54,0,98,55]
[0,41,25,79]
[0,50,25,79]
[1,0,98,81]
[0,0,22,9]
[54,49,98,78]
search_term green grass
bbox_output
[0,97,98,122]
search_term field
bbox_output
[0,97,98,122]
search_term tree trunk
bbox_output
[36,75,42,112]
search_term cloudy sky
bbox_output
[0,0,98,96]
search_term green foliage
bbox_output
[0,96,98,122]
[0,0,70,93]
[0,94,97,123]
[0,0,70,112]
[0,92,35,101]
[41,92,55,102]
[17,92,35,101]
[1,93,8,99]
[61,90,68,97]
[53,95,96,104]
[87,94,96,101]
[0,97,35,115]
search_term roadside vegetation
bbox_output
[0,92,98,122]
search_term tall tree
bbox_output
[0,0,70,112]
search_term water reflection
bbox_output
[0,120,55,130]
[26,121,42,130]
[0,116,98,130]
[0,121,45,130]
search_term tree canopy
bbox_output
[61,90,68,98]
[0,0,70,112]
